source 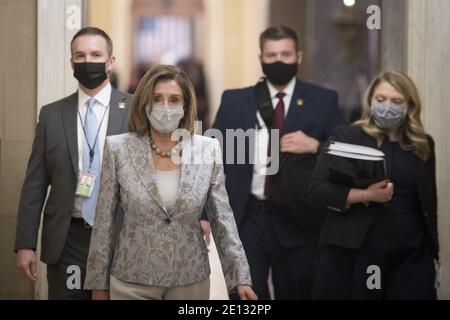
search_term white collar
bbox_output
[266,77,296,99]
[78,82,112,108]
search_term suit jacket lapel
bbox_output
[127,133,167,215]
[172,137,196,215]
[380,137,394,178]
[107,88,128,136]
[283,80,307,134]
[61,92,79,175]
[245,90,258,130]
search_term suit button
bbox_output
[424,212,429,217]
[165,218,171,224]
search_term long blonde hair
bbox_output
[355,71,430,161]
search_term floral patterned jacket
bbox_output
[84,132,251,291]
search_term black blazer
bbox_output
[308,125,439,259]
[212,79,344,247]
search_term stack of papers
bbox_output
[326,141,386,189]
[327,141,385,160]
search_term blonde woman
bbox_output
[84,65,256,300]
[309,71,439,299]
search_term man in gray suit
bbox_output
[14,27,132,300]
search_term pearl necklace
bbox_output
[149,136,182,158]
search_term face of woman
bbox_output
[370,81,409,132]
[152,80,184,109]
[371,81,407,109]
[146,79,186,135]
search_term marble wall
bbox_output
[405,0,450,299]
[0,0,37,299]
[1,0,448,300]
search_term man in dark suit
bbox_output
[210,25,344,299]
[14,27,132,300]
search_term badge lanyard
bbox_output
[78,103,109,171]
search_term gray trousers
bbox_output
[46,220,92,300]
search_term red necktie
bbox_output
[264,92,285,198]
[273,92,286,130]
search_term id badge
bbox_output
[75,172,96,198]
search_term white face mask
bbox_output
[146,105,185,134]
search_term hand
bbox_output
[237,285,258,300]
[92,290,110,300]
[200,220,211,247]
[280,131,319,154]
[365,180,394,203]
[17,249,38,281]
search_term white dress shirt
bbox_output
[251,77,296,200]
[72,83,111,218]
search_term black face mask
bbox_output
[261,61,298,86]
[73,62,108,89]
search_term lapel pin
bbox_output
[296,99,304,107]
[118,102,126,109]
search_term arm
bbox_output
[308,138,353,213]
[84,138,119,292]
[346,180,393,205]
[200,219,211,247]
[15,109,50,281]
[428,136,439,260]
[281,91,345,155]
[204,139,254,294]
[308,126,393,213]
[15,109,50,250]
[280,130,321,154]
[200,91,231,222]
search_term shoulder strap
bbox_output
[255,79,273,129]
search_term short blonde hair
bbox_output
[355,71,430,161]
[129,64,197,135]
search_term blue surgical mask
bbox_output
[371,101,407,129]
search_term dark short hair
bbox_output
[259,25,300,52]
[71,27,113,57]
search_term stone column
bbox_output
[380,0,407,72]
[405,0,450,299]
[203,0,269,124]
[89,0,133,92]
[0,0,37,300]
[34,0,84,300]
